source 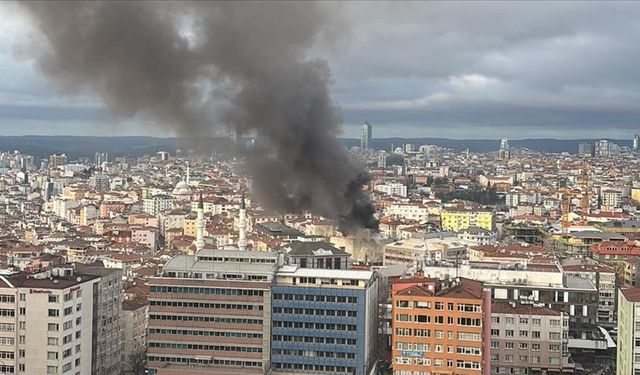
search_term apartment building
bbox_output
[561,260,617,327]
[421,261,604,351]
[0,267,98,375]
[271,266,378,375]
[390,277,491,375]
[76,264,123,375]
[122,299,148,374]
[490,301,573,374]
[147,249,280,375]
[617,287,640,375]
[440,209,494,233]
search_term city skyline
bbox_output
[4,2,640,138]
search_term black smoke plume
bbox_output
[19,1,377,232]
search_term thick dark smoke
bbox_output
[20,1,377,232]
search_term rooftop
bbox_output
[492,300,560,316]
[621,288,640,303]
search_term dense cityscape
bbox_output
[0,125,636,374]
[4,1,640,375]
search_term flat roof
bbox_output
[163,254,277,275]
[277,267,374,281]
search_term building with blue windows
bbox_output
[271,266,379,375]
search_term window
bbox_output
[47,352,58,360]
[491,341,499,349]
[519,330,528,337]
[49,295,58,303]
[19,293,25,301]
[492,316,500,323]
[519,343,528,350]
[531,356,540,364]
[491,329,499,336]
[48,337,58,345]
[532,343,541,351]
[519,318,528,324]
[506,317,514,324]
[396,314,410,322]
[435,302,444,310]
[532,331,541,339]
[505,330,514,337]
[532,318,541,326]
[49,309,60,317]
[48,323,59,332]
[47,366,57,374]
[505,342,514,349]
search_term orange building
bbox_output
[391,277,491,375]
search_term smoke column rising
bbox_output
[20,1,377,232]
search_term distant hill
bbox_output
[0,135,632,159]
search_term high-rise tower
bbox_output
[361,122,372,151]
[238,192,247,251]
[499,138,510,159]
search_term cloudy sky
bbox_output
[1,2,640,139]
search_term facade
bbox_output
[499,138,510,159]
[280,241,351,270]
[562,261,617,327]
[76,264,124,375]
[143,195,177,216]
[0,267,99,375]
[390,277,491,375]
[361,122,372,151]
[601,189,622,210]
[457,227,497,246]
[122,299,148,374]
[271,266,378,375]
[375,183,408,198]
[421,262,603,349]
[578,143,594,157]
[49,153,68,169]
[440,209,494,232]
[490,301,572,375]
[617,288,640,375]
[595,140,610,157]
[147,249,279,375]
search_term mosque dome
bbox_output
[172,180,192,198]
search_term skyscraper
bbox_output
[634,134,640,150]
[499,138,510,159]
[361,122,372,151]
[578,142,595,157]
[595,139,610,157]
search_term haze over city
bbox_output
[2,2,640,138]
